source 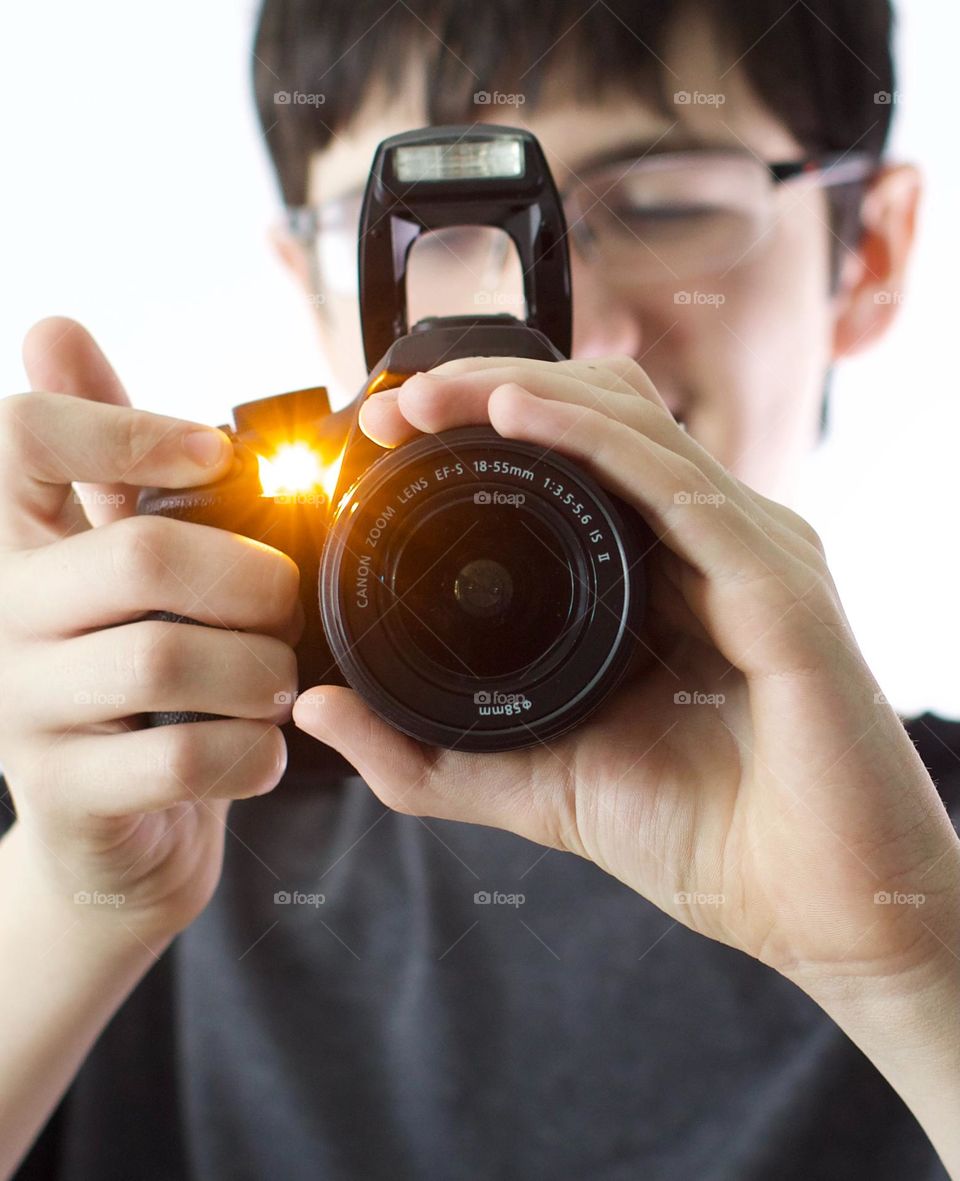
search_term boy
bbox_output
[1,1,957,1176]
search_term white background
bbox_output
[0,0,956,718]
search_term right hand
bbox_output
[0,318,302,940]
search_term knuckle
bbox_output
[160,727,210,793]
[264,635,298,682]
[110,514,173,588]
[249,636,298,703]
[597,355,650,393]
[265,549,301,615]
[426,356,483,378]
[754,497,827,558]
[0,392,41,458]
[499,364,533,387]
[791,515,827,557]
[114,408,162,477]
[127,619,184,693]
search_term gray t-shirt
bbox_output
[6,713,957,1180]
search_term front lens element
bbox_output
[319,426,649,751]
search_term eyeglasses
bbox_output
[287,148,879,307]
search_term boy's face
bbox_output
[281,14,916,499]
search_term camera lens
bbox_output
[319,425,650,751]
[385,495,580,680]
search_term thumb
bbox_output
[292,685,435,808]
[291,684,567,850]
[22,316,136,526]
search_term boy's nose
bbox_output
[569,254,644,361]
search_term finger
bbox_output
[14,620,297,730]
[0,388,232,551]
[484,384,838,679]
[358,356,667,447]
[359,362,826,570]
[427,353,665,403]
[22,318,137,530]
[292,685,590,852]
[3,514,301,642]
[31,719,288,817]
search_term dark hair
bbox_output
[253,0,895,266]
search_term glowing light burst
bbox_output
[257,442,343,503]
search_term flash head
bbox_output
[358,124,572,369]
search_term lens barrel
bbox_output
[319,425,650,751]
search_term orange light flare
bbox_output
[256,441,345,505]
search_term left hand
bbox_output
[294,354,960,998]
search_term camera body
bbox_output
[138,125,653,752]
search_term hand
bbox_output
[294,354,960,996]
[0,318,301,940]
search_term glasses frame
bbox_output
[285,148,882,291]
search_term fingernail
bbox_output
[182,428,230,467]
[367,388,399,403]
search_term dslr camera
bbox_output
[139,124,653,752]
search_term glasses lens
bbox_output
[570,153,774,281]
[406,225,525,322]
